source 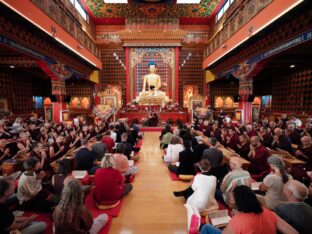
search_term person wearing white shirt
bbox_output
[291,115,302,128]
[174,159,218,213]
[163,136,184,164]
[109,125,117,142]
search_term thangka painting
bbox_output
[129,48,176,101]
[183,85,198,108]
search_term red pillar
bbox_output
[175,47,179,103]
[239,95,252,123]
[126,47,130,104]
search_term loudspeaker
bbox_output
[63,95,71,103]
[50,95,57,102]
[234,95,240,102]
[248,95,255,102]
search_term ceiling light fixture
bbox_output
[176,0,201,3]
[290,64,295,68]
[103,0,128,3]
[9,65,15,69]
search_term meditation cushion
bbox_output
[96,200,120,209]
[179,174,195,181]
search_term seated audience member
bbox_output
[245,124,257,138]
[291,114,302,128]
[220,128,229,146]
[163,136,184,164]
[295,136,312,169]
[210,123,222,142]
[91,134,107,161]
[17,157,54,212]
[30,142,49,171]
[160,125,173,149]
[66,129,81,149]
[192,136,209,163]
[202,147,228,188]
[113,144,138,176]
[220,157,251,205]
[272,128,293,154]
[174,159,218,213]
[0,139,11,165]
[258,155,291,210]
[290,136,312,183]
[109,125,117,142]
[235,121,246,135]
[0,178,46,234]
[275,180,312,234]
[286,125,301,145]
[0,123,12,140]
[17,132,31,151]
[75,139,98,175]
[120,133,133,159]
[93,154,132,204]
[102,131,115,153]
[248,136,271,175]
[28,123,40,142]
[200,185,298,234]
[258,126,274,147]
[53,179,108,234]
[168,140,195,176]
[236,134,250,160]
[49,136,67,161]
[226,127,239,151]
[52,158,74,197]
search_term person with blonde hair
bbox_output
[93,154,132,204]
[53,179,108,234]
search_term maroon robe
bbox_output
[248,144,271,175]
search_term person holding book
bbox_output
[200,186,298,234]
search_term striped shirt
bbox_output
[220,168,251,204]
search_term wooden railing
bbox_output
[32,0,100,59]
[204,0,272,58]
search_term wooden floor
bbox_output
[110,132,190,234]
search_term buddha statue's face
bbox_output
[149,65,156,73]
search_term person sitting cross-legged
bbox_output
[93,154,133,205]
[200,186,298,234]
[173,159,218,213]
[0,178,46,234]
[53,179,108,234]
[168,140,196,176]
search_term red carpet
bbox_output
[140,127,163,132]
[85,190,124,217]
[24,212,53,234]
[168,170,180,181]
[24,210,113,234]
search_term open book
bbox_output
[251,182,262,191]
[72,170,87,179]
[208,210,231,228]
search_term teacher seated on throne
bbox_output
[147,112,159,127]
[142,61,161,95]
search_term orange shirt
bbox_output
[229,207,278,234]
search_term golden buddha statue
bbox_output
[142,61,161,94]
[137,61,169,106]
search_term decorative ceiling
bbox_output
[82,0,222,24]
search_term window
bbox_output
[216,0,235,23]
[70,0,87,21]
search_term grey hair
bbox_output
[286,180,308,200]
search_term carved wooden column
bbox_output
[232,62,257,123]
[37,61,69,123]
